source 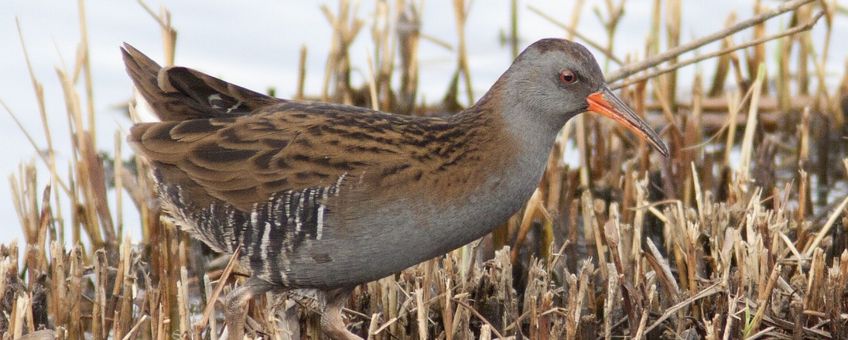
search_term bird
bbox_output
[122,38,668,340]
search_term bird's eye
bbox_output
[559,69,577,85]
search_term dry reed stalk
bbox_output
[114,237,134,338]
[738,64,767,187]
[498,0,515,60]
[203,274,217,340]
[479,324,491,340]
[510,189,552,263]
[633,283,655,339]
[645,238,680,299]
[580,191,608,280]
[396,1,421,114]
[709,14,737,97]
[664,0,680,111]
[91,250,107,340]
[366,312,380,340]
[750,0,768,91]
[365,52,380,111]
[575,115,590,188]
[321,0,363,104]
[194,249,240,336]
[387,276,400,336]
[829,251,848,338]
[122,315,149,340]
[778,21,792,111]
[177,267,191,339]
[543,144,564,215]
[76,0,96,147]
[12,294,29,339]
[296,45,307,100]
[744,263,782,337]
[441,277,453,340]
[602,263,618,340]
[642,94,832,116]
[15,20,68,198]
[645,282,724,334]
[453,298,505,339]
[451,0,474,105]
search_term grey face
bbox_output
[506,38,670,157]
[507,38,606,121]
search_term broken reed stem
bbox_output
[607,0,816,82]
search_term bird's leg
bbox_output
[319,287,362,340]
[279,298,301,340]
[224,278,273,340]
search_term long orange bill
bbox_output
[587,86,669,157]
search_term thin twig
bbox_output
[453,298,506,339]
[612,11,824,89]
[607,0,816,82]
[137,0,169,29]
[0,99,71,194]
[194,247,241,333]
[645,282,724,333]
[527,5,623,65]
[803,195,848,257]
[121,315,150,340]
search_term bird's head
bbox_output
[495,38,668,157]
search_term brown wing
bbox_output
[123,43,469,211]
[129,104,399,211]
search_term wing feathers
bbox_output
[123,44,449,212]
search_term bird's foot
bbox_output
[223,278,273,340]
[319,287,362,340]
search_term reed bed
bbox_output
[2,0,847,339]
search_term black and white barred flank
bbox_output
[155,170,347,285]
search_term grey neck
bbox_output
[491,85,572,175]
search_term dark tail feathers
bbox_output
[121,43,278,121]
